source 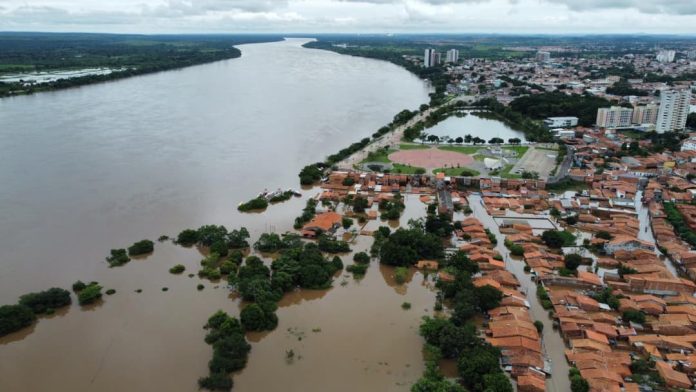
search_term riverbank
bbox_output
[0,33,284,98]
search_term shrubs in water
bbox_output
[106,289,116,295]
[534,320,544,333]
[401,302,412,310]
[346,263,368,277]
[197,284,205,291]
[379,227,444,267]
[293,199,317,229]
[176,229,199,246]
[298,164,323,185]
[128,239,154,256]
[0,304,36,337]
[317,235,351,253]
[170,264,186,274]
[219,261,238,276]
[506,241,524,256]
[379,199,405,220]
[268,191,294,203]
[254,233,302,253]
[72,280,87,292]
[237,197,268,212]
[18,288,71,314]
[353,252,370,264]
[175,226,250,252]
[240,303,279,331]
[394,267,408,284]
[342,217,353,229]
[106,249,130,267]
[331,256,343,271]
[78,283,102,305]
[198,310,251,391]
[270,243,343,290]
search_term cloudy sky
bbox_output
[1,0,695,34]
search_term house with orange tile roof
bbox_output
[656,361,693,389]
[604,235,656,255]
[301,211,343,238]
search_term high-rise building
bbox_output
[424,48,434,68]
[688,50,696,60]
[656,89,691,133]
[596,106,634,129]
[632,104,659,125]
[656,50,676,63]
[423,48,440,68]
[536,51,551,63]
[446,49,459,63]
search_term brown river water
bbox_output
[0,38,433,391]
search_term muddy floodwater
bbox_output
[0,38,432,391]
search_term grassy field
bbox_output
[438,145,483,154]
[498,164,521,179]
[433,167,480,177]
[503,146,530,156]
[362,149,391,163]
[392,164,426,174]
[399,143,431,150]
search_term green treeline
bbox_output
[0,287,72,337]
[664,202,696,248]
[0,32,283,97]
[198,311,251,391]
[507,92,612,127]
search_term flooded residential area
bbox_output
[2,11,696,392]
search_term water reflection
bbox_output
[424,111,527,142]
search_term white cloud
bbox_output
[0,0,695,33]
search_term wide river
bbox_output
[0,38,433,391]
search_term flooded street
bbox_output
[0,39,433,391]
[635,190,679,277]
[467,194,571,392]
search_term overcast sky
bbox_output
[1,0,696,34]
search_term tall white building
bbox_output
[632,104,659,125]
[424,48,434,68]
[445,49,459,63]
[536,51,551,63]
[656,50,676,63]
[656,90,691,133]
[596,106,633,129]
[424,49,440,68]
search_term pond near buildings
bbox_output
[424,111,528,143]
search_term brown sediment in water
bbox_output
[0,39,433,392]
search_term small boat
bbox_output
[287,188,302,197]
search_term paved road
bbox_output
[548,144,574,184]
[337,98,464,170]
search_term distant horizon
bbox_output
[2,31,696,38]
